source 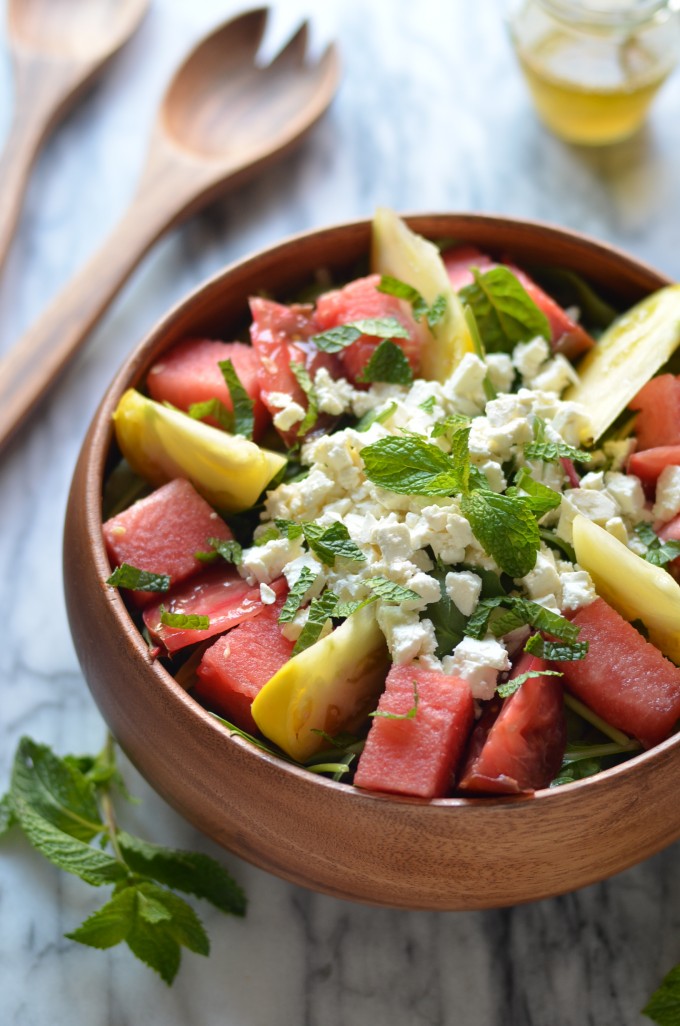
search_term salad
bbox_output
[102,209,680,800]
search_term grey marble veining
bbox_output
[2,1,680,1023]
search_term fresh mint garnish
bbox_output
[194,538,243,565]
[106,564,171,593]
[419,395,437,413]
[278,567,318,624]
[362,434,462,495]
[355,401,398,432]
[274,518,305,540]
[364,576,421,603]
[311,316,409,353]
[634,522,680,568]
[524,417,591,464]
[459,265,551,353]
[460,490,540,579]
[289,361,319,437]
[376,275,447,328]
[496,668,563,699]
[1,735,245,984]
[466,597,580,642]
[292,590,340,655]
[302,521,365,567]
[369,681,419,720]
[218,359,255,439]
[524,632,588,661]
[159,607,210,631]
[431,413,471,444]
[188,398,234,432]
[357,339,414,385]
[642,965,680,1025]
[506,467,562,517]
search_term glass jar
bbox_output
[508,0,680,144]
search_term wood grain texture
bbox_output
[0,6,339,454]
[0,0,149,272]
[64,215,678,910]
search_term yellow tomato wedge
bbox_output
[371,207,474,381]
[112,388,286,514]
[565,285,680,442]
[251,604,390,762]
[572,515,680,664]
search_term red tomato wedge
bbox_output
[457,654,566,794]
[144,568,286,654]
[146,338,270,440]
[556,597,680,749]
[442,246,596,360]
[627,446,680,495]
[249,297,341,446]
[103,479,233,608]
[194,590,293,733]
[353,664,474,799]
[315,274,426,384]
[629,374,680,452]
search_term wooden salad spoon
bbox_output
[0,0,151,272]
[0,7,340,453]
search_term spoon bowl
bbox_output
[8,0,149,61]
[0,7,340,454]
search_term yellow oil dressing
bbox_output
[509,1,680,145]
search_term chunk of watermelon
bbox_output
[146,338,270,440]
[315,274,426,384]
[193,589,293,733]
[103,478,232,607]
[629,374,680,452]
[442,246,595,360]
[457,654,566,794]
[556,597,680,749]
[249,298,341,446]
[353,664,474,799]
[628,445,680,494]
[143,568,287,654]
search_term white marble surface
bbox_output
[2,1,680,1023]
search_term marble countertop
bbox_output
[2,1,680,1023]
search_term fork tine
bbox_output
[267,20,310,70]
[222,6,270,60]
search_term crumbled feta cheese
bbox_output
[513,336,550,381]
[259,583,277,605]
[520,549,562,603]
[560,570,597,611]
[603,472,646,520]
[273,403,306,432]
[313,367,356,416]
[605,516,629,545]
[377,606,438,664]
[485,353,515,393]
[241,536,305,585]
[531,354,579,394]
[445,571,482,616]
[442,353,489,414]
[556,488,619,543]
[443,637,510,702]
[653,465,680,524]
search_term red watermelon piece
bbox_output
[194,589,293,733]
[353,664,474,799]
[249,297,341,446]
[144,568,287,654]
[442,246,596,360]
[146,338,269,440]
[315,274,426,384]
[556,597,680,749]
[629,374,680,452]
[628,445,680,495]
[457,654,566,794]
[103,478,232,607]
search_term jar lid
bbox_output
[540,0,671,28]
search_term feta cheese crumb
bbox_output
[259,583,277,605]
[443,636,510,701]
[653,465,680,524]
[560,570,597,611]
[273,402,306,432]
[445,571,482,617]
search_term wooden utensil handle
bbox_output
[0,191,174,453]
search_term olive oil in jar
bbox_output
[509,1,680,145]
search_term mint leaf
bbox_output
[643,964,680,1025]
[218,359,255,439]
[255,526,280,546]
[497,669,563,698]
[507,467,562,517]
[419,395,437,413]
[459,266,551,353]
[292,591,339,655]
[488,599,580,643]
[188,398,234,432]
[634,522,680,568]
[0,792,16,835]
[278,566,318,624]
[117,832,246,916]
[377,275,428,321]
[364,576,421,603]
[427,294,448,328]
[274,518,305,540]
[356,340,413,385]
[195,537,243,565]
[524,440,592,463]
[525,632,589,661]
[302,521,365,567]
[311,325,361,353]
[11,737,103,843]
[106,563,171,593]
[355,401,398,432]
[431,413,471,444]
[362,435,460,495]
[289,361,319,437]
[159,607,210,631]
[312,317,409,353]
[351,316,410,339]
[461,490,540,578]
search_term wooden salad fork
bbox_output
[0,0,151,272]
[0,7,340,453]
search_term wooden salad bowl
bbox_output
[64,214,679,910]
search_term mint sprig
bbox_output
[1,735,245,984]
[634,522,680,568]
[311,316,409,354]
[377,275,447,328]
[289,361,319,437]
[188,398,234,432]
[195,537,243,566]
[496,668,563,699]
[302,521,366,567]
[292,590,340,655]
[524,632,588,661]
[356,339,414,385]
[643,965,680,1024]
[459,265,551,353]
[278,566,318,624]
[159,607,210,631]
